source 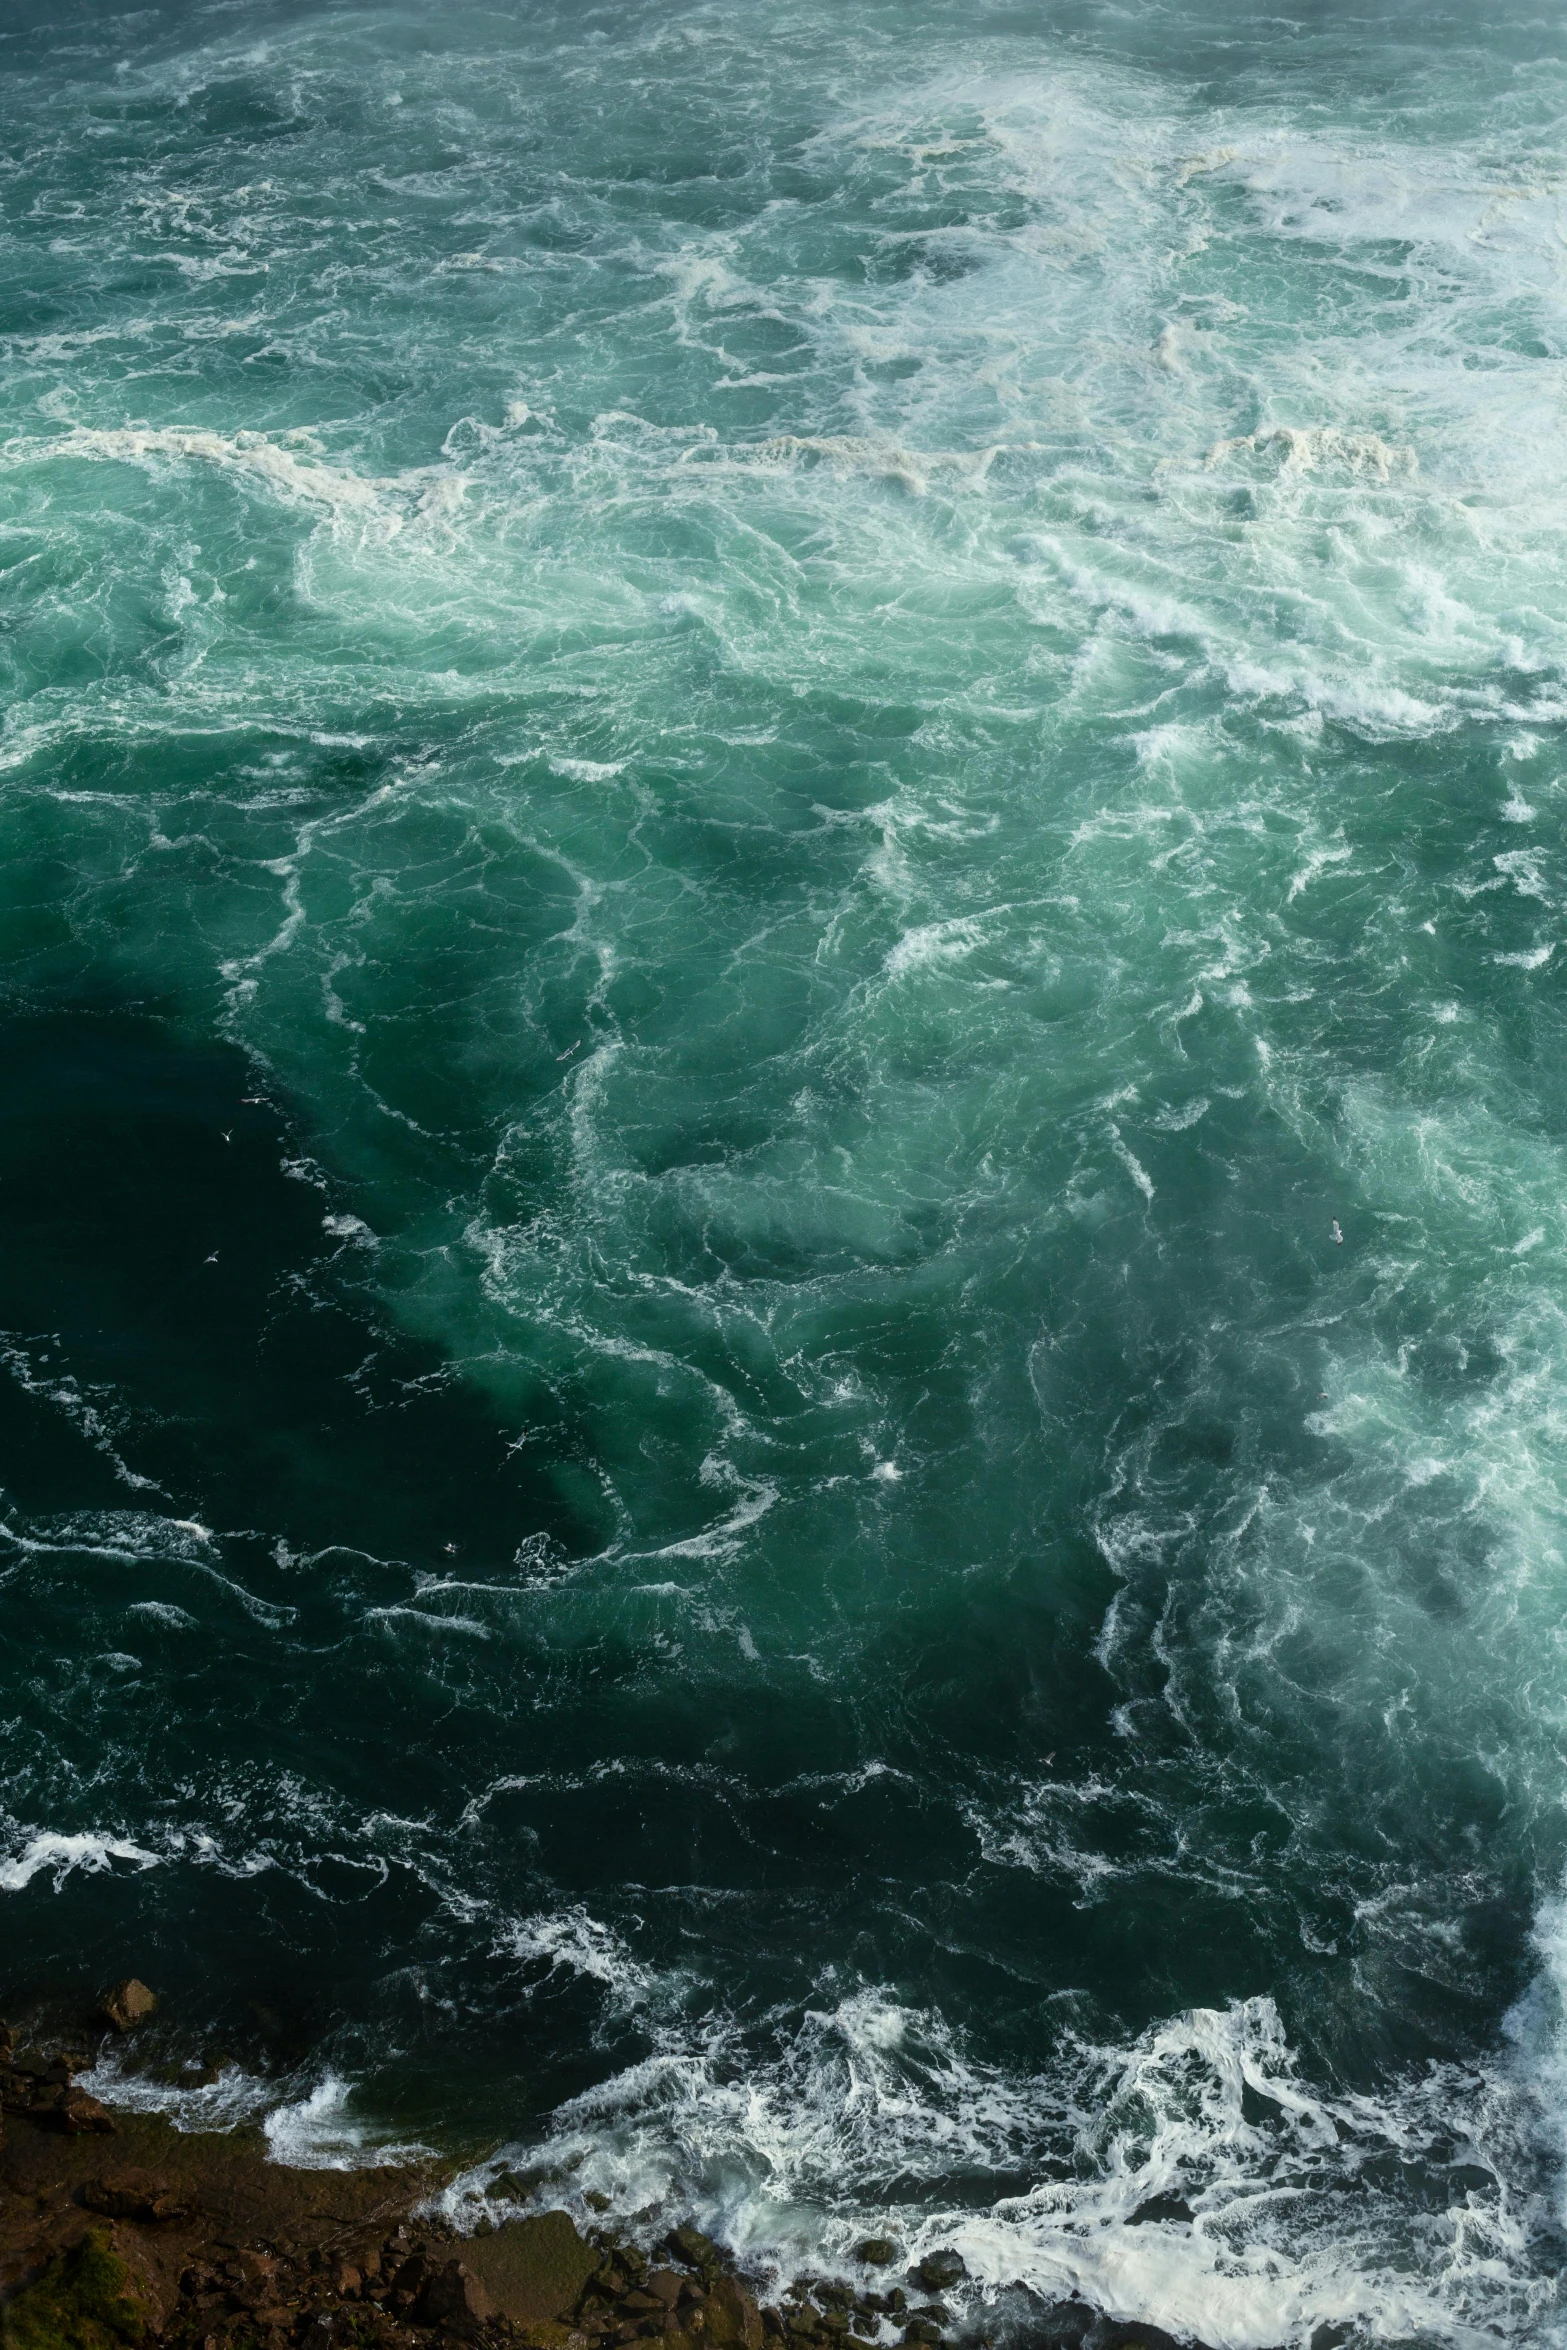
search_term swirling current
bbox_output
[4,0,1567,2342]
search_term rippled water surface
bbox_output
[5,0,1567,2341]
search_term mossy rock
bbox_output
[460,2213,599,2327]
[1,2232,147,2350]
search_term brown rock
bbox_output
[98,1978,159,2033]
[58,2085,116,2134]
[701,2279,762,2350]
[416,2257,494,2336]
[912,2256,965,2294]
[647,2273,684,2309]
[81,2173,192,2221]
[667,2229,718,2270]
[0,2067,42,2113]
[461,2211,600,2330]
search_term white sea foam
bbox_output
[127,1600,198,1628]
[0,1830,161,1891]
[5,427,390,517]
[10,8,1567,2343]
[428,1973,1555,2348]
[263,2075,432,2171]
[365,1604,491,1638]
[81,2050,430,2169]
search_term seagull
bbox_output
[205,1252,220,1264]
[1331,1220,1343,1244]
[221,1130,232,1144]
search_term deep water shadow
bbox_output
[0,1004,581,1571]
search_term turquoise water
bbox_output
[4,0,1567,2340]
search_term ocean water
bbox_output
[3,0,1567,2340]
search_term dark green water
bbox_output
[3,0,1567,2340]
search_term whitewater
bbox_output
[2,0,1567,2342]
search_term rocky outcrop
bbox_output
[97,1980,160,2035]
[0,2016,1217,2350]
[0,2044,116,2134]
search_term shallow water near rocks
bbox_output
[3,0,1567,2342]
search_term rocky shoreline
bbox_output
[0,1998,1198,2350]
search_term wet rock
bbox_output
[1084,2323,1188,2350]
[81,2173,192,2221]
[853,2244,896,2270]
[461,2211,601,2328]
[1022,2314,1193,2350]
[0,2066,47,2113]
[699,2277,762,2350]
[666,2228,718,2270]
[98,1978,160,2033]
[415,2258,494,2336]
[912,2255,965,2294]
[3,2227,151,2349]
[58,2084,116,2133]
[392,2254,431,2299]
[647,2273,685,2308]
[901,2324,943,2347]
